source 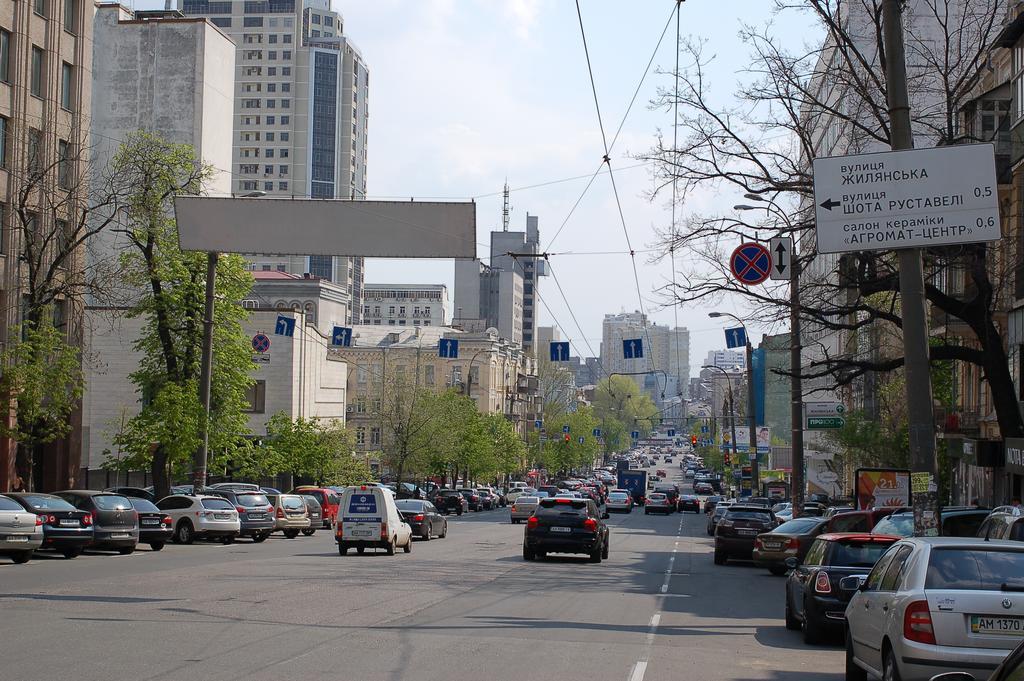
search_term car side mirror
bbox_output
[784,556,799,570]
[602,512,610,519]
[929,674,975,681]
[839,575,868,592]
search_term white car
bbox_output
[0,494,43,563]
[507,488,534,503]
[156,494,240,544]
[336,485,413,556]
[845,537,1024,681]
[606,491,633,513]
[510,496,540,523]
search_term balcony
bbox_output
[936,407,981,434]
[958,86,1012,182]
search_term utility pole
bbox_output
[745,339,758,496]
[791,254,805,517]
[882,0,939,536]
[192,250,217,496]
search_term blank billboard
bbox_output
[174,197,476,258]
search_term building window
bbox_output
[282,82,291,93]
[34,0,45,16]
[61,62,73,110]
[243,16,264,27]
[311,13,321,24]
[324,15,333,26]
[57,139,71,188]
[264,181,273,191]
[283,50,292,60]
[0,116,7,169]
[283,33,292,43]
[281,115,290,124]
[278,181,288,190]
[355,428,365,445]
[211,16,231,27]
[282,67,291,77]
[280,148,289,158]
[27,128,42,175]
[357,365,367,383]
[279,164,288,174]
[0,30,9,83]
[265,148,274,157]
[266,115,275,124]
[244,380,266,413]
[370,427,381,446]
[55,219,70,257]
[266,99,276,109]
[268,34,278,44]
[280,132,289,141]
[281,99,290,109]
[268,51,277,60]
[30,47,44,98]
[241,180,257,191]
[267,83,276,92]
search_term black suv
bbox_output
[431,489,465,516]
[714,504,776,565]
[523,497,609,563]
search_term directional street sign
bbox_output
[549,341,570,362]
[592,428,601,437]
[438,338,459,358]
[622,338,644,359]
[331,326,353,347]
[724,326,747,349]
[578,436,585,445]
[534,420,543,429]
[807,417,846,430]
[804,401,846,429]
[730,242,772,286]
[769,236,793,280]
[251,333,271,353]
[274,315,296,337]
[631,430,640,440]
[562,424,570,434]
[667,429,676,437]
[700,425,709,434]
[812,144,1000,254]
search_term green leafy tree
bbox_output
[376,373,450,485]
[592,376,661,453]
[254,412,367,486]
[0,310,83,490]
[108,132,254,498]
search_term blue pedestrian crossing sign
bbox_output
[667,429,676,437]
[549,341,570,362]
[724,326,747,349]
[438,338,459,358]
[562,424,570,434]
[631,430,640,440]
[592,428,601,437]
[274,315,296,337]
[534,419,543,429]
[331,326,353,347]
[622,338,644,359]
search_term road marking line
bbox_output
[628,660,648,681]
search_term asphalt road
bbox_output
[0,466,844,681]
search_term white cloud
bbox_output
[502,0,540,40]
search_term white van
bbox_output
[336,485,413,556]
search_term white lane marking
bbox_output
[628,661,648,681]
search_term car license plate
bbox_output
[142,518,159,525]
[550,526,571,533]
[971,616,1024,635]
[111,533,131,540]
[762,542,781,551]
[249,513,265,519]
[738,529,757,536]
[352,530,372,536]
[6,535,28,542]
[59,518,78,527]
[214,513,231,520]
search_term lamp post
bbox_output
[708,312,759,497]
[192,190,265,495]
[702,364,739,483]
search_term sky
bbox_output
[139,0,820,378]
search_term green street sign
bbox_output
[807,416,845,429]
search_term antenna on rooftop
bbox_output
[502,180,510,232]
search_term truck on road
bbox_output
[617,470,648,506]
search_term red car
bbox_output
[290,487,340,529]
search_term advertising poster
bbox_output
[855,468,911,510]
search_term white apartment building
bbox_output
[180,0,369,324]
[704,349,746,371]
[361,283,449,327]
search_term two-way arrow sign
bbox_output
[769,236,793,281]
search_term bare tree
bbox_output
[643,0,1020,436]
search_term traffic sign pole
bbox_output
[883,0,938,537]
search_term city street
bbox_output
[1,469,842,681]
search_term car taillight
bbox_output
[787,537,799,550]
[583,518,597,532]
[335,521,343,537]
[413,514,425,522]
[527,517,539,529]
[718,519,733,528]
[35,514,43,526]
[904,600,936,645]
[814,571,832,594]
[236,506,246,514]
[46,514,56,524]
[276,508,285,518]
[82,513,92,526]
[163,515,172,525]
[754,538,763,549]
[381,521,388,539]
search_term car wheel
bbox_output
[385,539,396,556]
[769,565,787,577]
[602,537,609,560]
[252,533,268,543]
[11,550,32,564]
[644,510,650,515]
[713,550,726,565]
[421,526,430,541]
[149,542,165,552]
[357,547,365,554]
[589,546,602,563]
[882,647,901,681]
[118,546,135,555]
[338,545,348,556]
[284,530,299,539]
[802,599,823,645]
[61,546,83,559]
[537,550,546,559]
[439,522,447,539]
[220,535,235,545]
[403,537,412,553]
[301,529,315,537]
[176,521,194,545]
[784,586,801,631]
[523,544,536,561]
[845,631,867,681]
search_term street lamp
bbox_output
[735,200,805,515]
[192,190,266,495]
[702,364,739,483]
[708,312,760,496]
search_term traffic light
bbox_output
[724,452,731,465]
[691,434,697,446]
[564,433,571,443]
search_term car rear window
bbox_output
[942,512,987,538]
[0,496,23,511]
[649,494,667,500]
[873,514,913,537]
[538,499,587,512]
[609,493,629,500]
[21,495,73,511]
[440,491,461,497]
[726,510,772,521]
[93,495,133,511]
[236,493,270,507]
[201,498,234,510]
[774,518,822,534]
[300,490,326,504]
[395,500,425,511]
[926,548,1024,590]
[515,497,539,504]
[282,496,305,510]
[129,498,159,513]
[829,540,897,568]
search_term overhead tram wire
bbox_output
[543,1,679,253]
[574,0,674,398]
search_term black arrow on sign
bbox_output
[774,243,787,273]
[820,198,841,211]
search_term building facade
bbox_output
[490,214,545,354]
[0,0,94,491]
[361,283,449,327]
[179,0,369,324]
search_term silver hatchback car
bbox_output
[510,496,540,524]
[845,537,1024,681]
[0,494,43,563]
